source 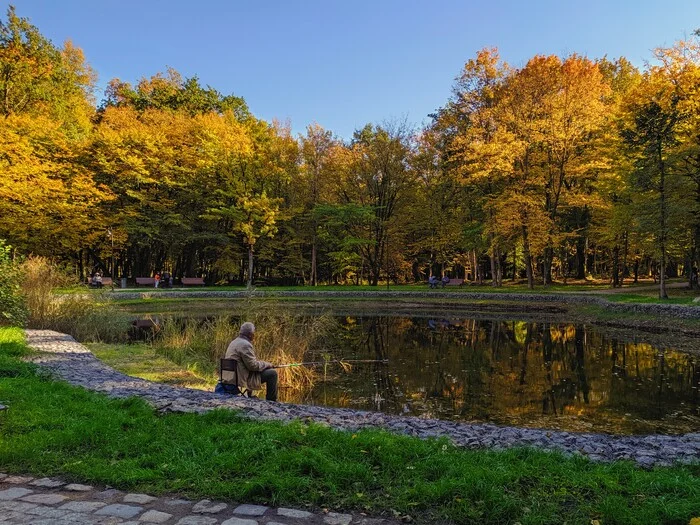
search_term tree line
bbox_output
[1,7,699,295]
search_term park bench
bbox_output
[135,277,156,286]
[87,277,113,288]
[181,277,206,286]
[445,279,464,287]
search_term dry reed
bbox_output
[20,257,131,342]
[152,299,337,400]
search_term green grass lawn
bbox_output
[68,279,700,306]
[1,327,698,524]
[88,342,214,389]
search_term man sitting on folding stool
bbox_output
[218,321,278,401]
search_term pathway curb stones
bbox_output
[278,507,314,518]
[29,478,66,488]
[221,518,259,525]
[164,498,192,506]
[19,493,68,505]
[324,512,353,525]
[176,517,219,525]
[124,493,158,504]
[64,483,93,491]
[233,504,269,516]
[95,488,124,500]
[0,487,33,500]
[94,503,144,519]
[193,499,228,513]
[140,509,174,523]
[59,500,108,512]
[4,476,33,484]
[2,501,37,512]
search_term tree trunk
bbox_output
[658,143,668,300]
[622,232,629,281]
[560,246,568,284]
[77,250,84,281]
[612,244,620,288]
[523,227,534,290]
[247,245,254,288]
[490,253,498,287]
[310,237,317,286]
[543,246,553,286]
[576,236,586,279]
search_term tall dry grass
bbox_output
[21,257,131,342]
[152,299,337,400]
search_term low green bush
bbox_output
[0,241,28,326]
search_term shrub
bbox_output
[20,256,131,342]
[0,240,28,326]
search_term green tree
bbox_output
[299,124,338,285]
[620,73,687,298]
[341,124,414,286]
[103,68,249,119]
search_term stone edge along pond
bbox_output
[107,290,700,320]
[25,330,700,468]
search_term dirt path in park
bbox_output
[582,280,691,294]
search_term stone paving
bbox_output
[23,330,700,468]
[0,474,390,524]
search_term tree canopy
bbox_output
[1,6,699,293]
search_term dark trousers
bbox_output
[261,368,278,401]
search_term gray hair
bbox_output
[239,322,255,337]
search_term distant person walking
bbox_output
[154,272,160,288]
[224,322,278,401]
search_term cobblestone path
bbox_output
[0,473,391,525]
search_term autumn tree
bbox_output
[103,68,249,119]
[410,122,473,282]
[298,124,338,285]
[0,6,104,266]
[620,67,697,298]
[653,32,700,287]
[448,48,515,286]
[339,124,414,286]
[505,55,610,285]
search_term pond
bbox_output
[272,316,699,435]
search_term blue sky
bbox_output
[6,1,700,138]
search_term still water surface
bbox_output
[279,316,699,435]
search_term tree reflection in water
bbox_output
[297,316,699,435]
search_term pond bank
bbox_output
[26,330,700,468]
[110,289,700,353]
[107,289,700,321]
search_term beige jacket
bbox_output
[223,335,273,390]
